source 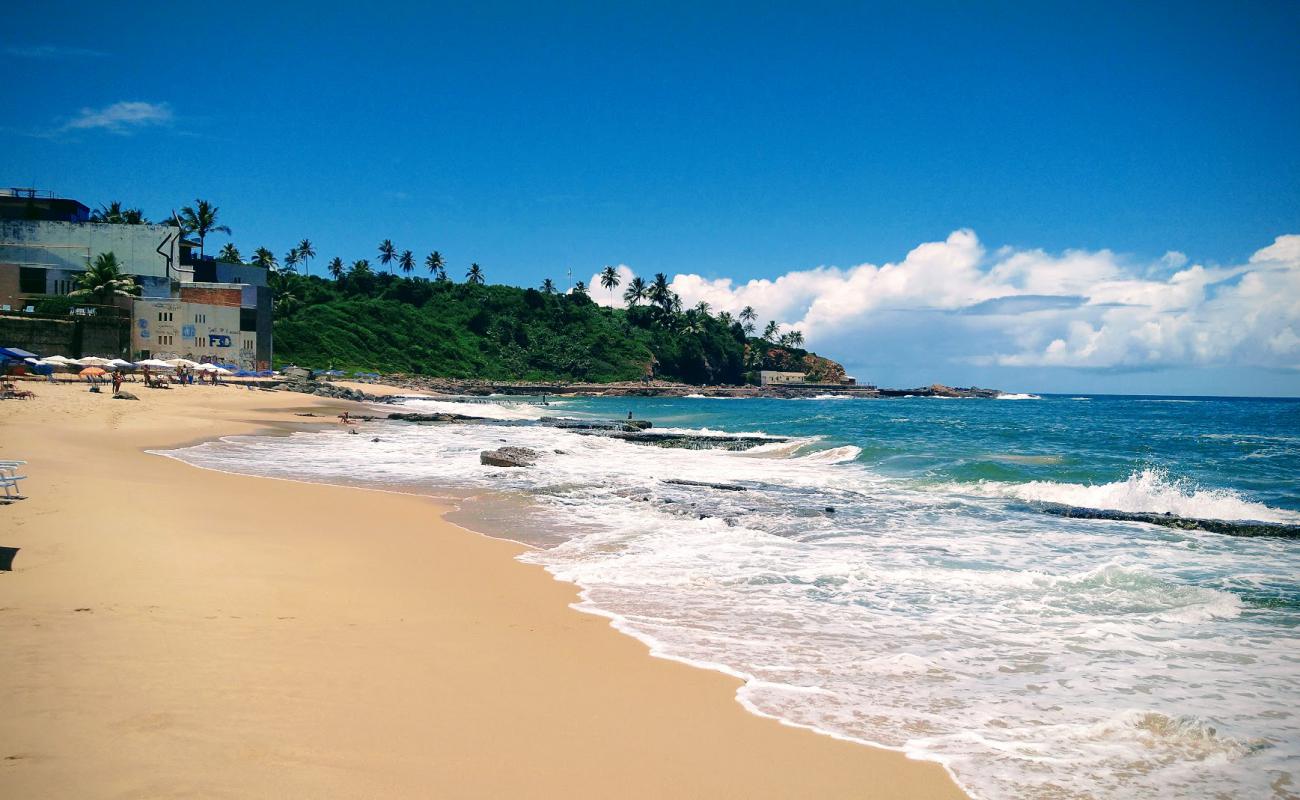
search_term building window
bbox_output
[19,267,45,294]
[156,334,173,346]
[194,313,206,324]
[53,279,75,295]
[243,338,254,350]
[157,311,174,322]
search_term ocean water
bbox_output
[160,393,1300,800]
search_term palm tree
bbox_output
[377,239,397,274]
[399,250,415,275]
[425,251,445,279]
[297,238,315,277]
[573,280,588,296]
[740,306,757,334]
[763,320,779,342]
[217,243,242,263]
[599,265,621,297]
[283,247,300,274]
[623,276,647,307]
[789,330,805,347]
[70,252,141,305]
[178,199,231,258]
[350,259,373,277]
[466,263,485,285]
[718,311,734,326]
[90,201,124,223]
[649,273,673,312]
[252,247,277,270]
[327,257,345,280]
[541,278,556,294]
[694,301,711,316]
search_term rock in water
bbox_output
[1038,503,1300,539]
[112,391,139,400]
[663,478,748,492]
[480,447,540,468]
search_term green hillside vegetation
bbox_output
[270,267,839,385]
[76,199,844,385]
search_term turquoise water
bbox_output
[166,393,1300,799]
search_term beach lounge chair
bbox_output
[1,474,27,500]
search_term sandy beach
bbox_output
[0,380,964,799]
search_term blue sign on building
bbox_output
[182,325,196,338]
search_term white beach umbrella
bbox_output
[74,356,116,367]
[43,355,76,364]
[195,362,220,372]
[106,358,135,369]
[134,358,175,369]
[212,366,234,375]
[163,358,202,368]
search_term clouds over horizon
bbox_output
[590,231,1300,376]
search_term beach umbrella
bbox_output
[163,358,201,368]
[134,358,175,369]
[213,367,234,375]
[79,366,107,377]
[43,355,76,364]
[106,358,134,369]
[74,356,116,367]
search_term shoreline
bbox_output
[0,382,966,799]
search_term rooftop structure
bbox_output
[0,188,90,223]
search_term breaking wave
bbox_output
[956,468,1300,523]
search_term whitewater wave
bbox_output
[956,468,1300,523]
[795,445,863,464]
[996,393,1042,400]
[387,396,551,420]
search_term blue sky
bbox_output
[4,1,1299,394]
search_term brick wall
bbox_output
[179,286,242,307]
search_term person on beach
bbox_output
[112,371,123,393]
[338,411,353,425]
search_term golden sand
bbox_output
[0,380,965,798]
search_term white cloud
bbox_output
[599,231,1300,373]
[64,101,173,133]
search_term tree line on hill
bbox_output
[81,199,839,384]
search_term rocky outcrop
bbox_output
[1038,503,1300,538]
[388,411,484,423]
[540,417,653,432]
[277,378,380,403]
[877,384,1000,398]
[663,478,748,492]
[479,447,541,468]
[575,430,786,451]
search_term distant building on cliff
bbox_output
[0,188,272,368]
[760,370,806,386]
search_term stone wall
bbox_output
[0,313,129,357]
